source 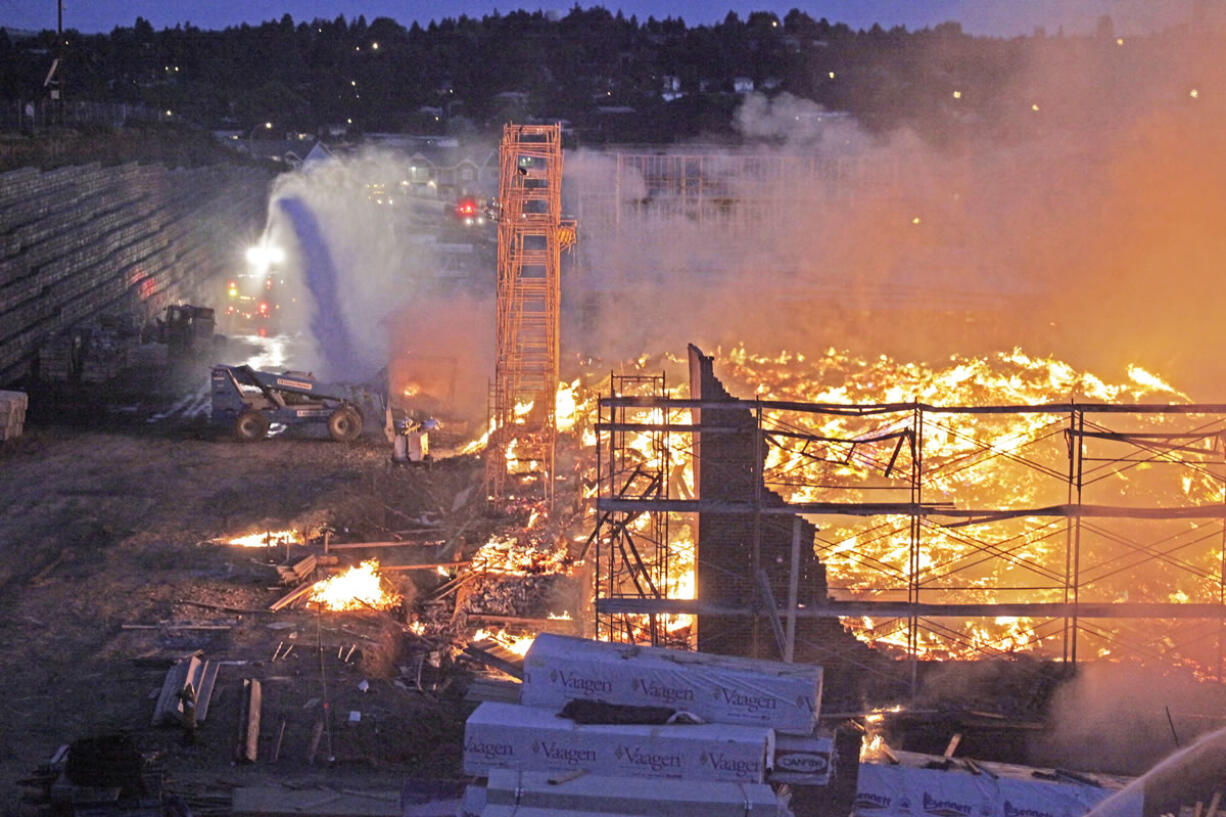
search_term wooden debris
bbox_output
[464,677,523,704]
[235,678,262,764]
[460,641,524,680]
[151,655,219,726]
[275,554,318,586]
[306,719,325,764]
[467,613,581,633]
[1206,789,1222,817]
[379,561,468,572]
[273,716,287,762]
[269,580,317,612]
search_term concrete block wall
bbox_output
[687,343,851,664]
[0,161,268,383]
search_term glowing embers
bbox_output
[470,533,572,576]
[308,559,402,611]
[225,529,302,548]
[471,627,535,656]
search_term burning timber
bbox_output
[592,344,1226,688]
[10,344,1226,812]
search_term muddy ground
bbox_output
[0,403,512,813]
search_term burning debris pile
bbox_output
[459,534,574,615]
[567,345,1225,670]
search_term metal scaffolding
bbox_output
[574,150,903,230]
[487,123,574,503]
[587,372,678,646]
[592,384,1226,686]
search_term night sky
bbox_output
[0,0,1200,37]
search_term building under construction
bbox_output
[591,344,1226,705]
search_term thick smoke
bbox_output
[255,147,494,422]
[566,17,1226,398]
[1031,661,1226,775]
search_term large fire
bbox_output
[456,345,1217,668]
[576,347,1221,667]
[308,559,402,612]
[710,346,1210,661]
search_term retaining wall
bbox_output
[0,161,268,383]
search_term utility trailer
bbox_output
[210,364,378,442]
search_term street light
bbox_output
[248,121,272,158]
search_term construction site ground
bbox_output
[0,386,519,814]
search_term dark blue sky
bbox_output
[0,0,1195,36]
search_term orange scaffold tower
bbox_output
[487,123,574,505]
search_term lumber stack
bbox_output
[459,634,834,817]
[275,554,317,586]
[151,654,219,727]
[0,389,27,440]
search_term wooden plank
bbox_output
[379,561,469,572]
[466,614,580,632]
[195,660,220,723]
[306,719,324,765]
[269,581,316,611]
[785,517,801,664]
[461,643,524,680]
[756,569,787,660]
[236,678,261,764]
[151,659,191,726]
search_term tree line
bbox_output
[0,7,1203,145]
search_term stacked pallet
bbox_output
[0,389,27,440]
[37,316,141,384]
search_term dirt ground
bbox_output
[0,407,507,814]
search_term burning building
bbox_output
[592,343,1226,714]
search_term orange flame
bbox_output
[472,627,535,656]
[308,559,402,611]
[225,529,301,548]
